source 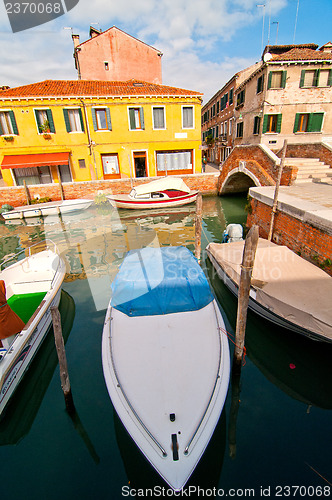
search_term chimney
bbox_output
[72,34,80,49]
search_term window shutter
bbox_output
[9,110,18,135]
[267,72,272,89]
[293,113,300,133]
[129,109,136,130]
[299,70,305,88]
[281,71,287,88]
[63,109,71,132]
[0,119,3,135]
[308,112,324,132]
[229,88,234,105]
[78,109,85,132]
[328,69,332,87]
[91,109,97,131]
[313,69,320,87]
[34,109,42,131]
[140,107,145,129]
[106,108,112,130]
[46,109,55,133]
[276,114,282,133]
[262,115,268,133]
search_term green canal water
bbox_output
[0,195,331,499]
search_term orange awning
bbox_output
[1,152,69,169]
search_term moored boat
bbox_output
[0,242,66,416]
[107,177,198,209]
[206,238,332,343]
[1,199,94,220]
[102,246,230,490]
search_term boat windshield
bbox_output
[110,247,214,316]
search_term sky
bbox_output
[0,0,332,103]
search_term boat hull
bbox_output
[0,249,66,416]
[107,191,198,209]
[2,199,93,220]
[102,300,230,490]
[207,249,332,343]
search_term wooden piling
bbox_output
[195,193,202,263]
[233,225,259,367]
[58,174,65,201]
[268,139,287,241]
[23,180,31,205]
[51,306,75,415]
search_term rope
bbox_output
[219,326,247,366]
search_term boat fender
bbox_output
[171,434,179,461]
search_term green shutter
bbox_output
[293,113,300,133]
[229,88,234,104]
[34,109,42,131]
[78,109,85,132]
[63,109,71,132]
[91,109,97,131]
[9,110,18,135]
[140,107,145,129]
[262,115,268,133]
[276,114,282,133]
[46,109,55,133]
[129,108,136,130]
[328,69,332,87]
[299,70,306,88]
[308,112,324,132]
[313,69,320,87]
[281,71,287,88]
[106,108,112,130]
[267,72,272,89]
[0,118,3,135]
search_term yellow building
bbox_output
[0,80,202,187]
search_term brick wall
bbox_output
[277,142,332,167]
[247,198,332,276]
[0,173,219,207]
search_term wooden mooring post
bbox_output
[51,306,75,415]
[268,139,287,241]
[195,193,202,263]
[233,225,259,369]
[23,180,31,205]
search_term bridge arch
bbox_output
[219,165,261,195]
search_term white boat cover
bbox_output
[132,178,191,196]
[110,247,213,316]
[207,238,332,340]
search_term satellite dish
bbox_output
[263,52,272,62]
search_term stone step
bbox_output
[285,157,321,164]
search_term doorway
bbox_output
[133,151,147,178]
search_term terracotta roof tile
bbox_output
[0,79,202,98]
[271,47,332,61]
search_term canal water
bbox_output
[0,195,331,499]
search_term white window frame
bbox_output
[152,106,166,130]
[94,108,108,130]
[67,108,83,133]
[128,107,144,131]
[181,105,194,129]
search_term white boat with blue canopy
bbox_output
[102,246,230,491]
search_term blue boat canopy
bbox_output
[110,246,214,316]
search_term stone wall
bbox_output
[247,197,332,276]
[277,142,332,166]
[0,173,219,208]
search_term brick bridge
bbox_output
[217,142,332,194]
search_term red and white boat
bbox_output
[107,178,198,209]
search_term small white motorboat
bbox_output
[107,178,198,209]
[1,199,94,220]
[0,242,66,416]
[222,223,243,243]
[102,246,230,490]
[207,238,332,343]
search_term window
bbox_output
[293,113,324,133]
[0,110,18,135]
[257,74,264,94]
[35,109,55,133]
[152,107,165,129]
[221,93,229,111]
[104,62,109,71]
[156,150,193,173]
[318,69,332,87]
[13,166,52,186]
[58,164,72,182]
[78,159,86,169]
[63,108,84,133]
[267,71,287,89]
[92,108,112,131]
[262,114,282,133]
[229,88,234,105]
[236,122,243,138]
[182,106,194,128]
[102,154,120,178]
[229,119,233,136]
[300,69,332,88]
[253,116,261,135]
[129,107,145,130]
[236,89,245,107]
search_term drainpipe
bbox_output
[79,98,98,180]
